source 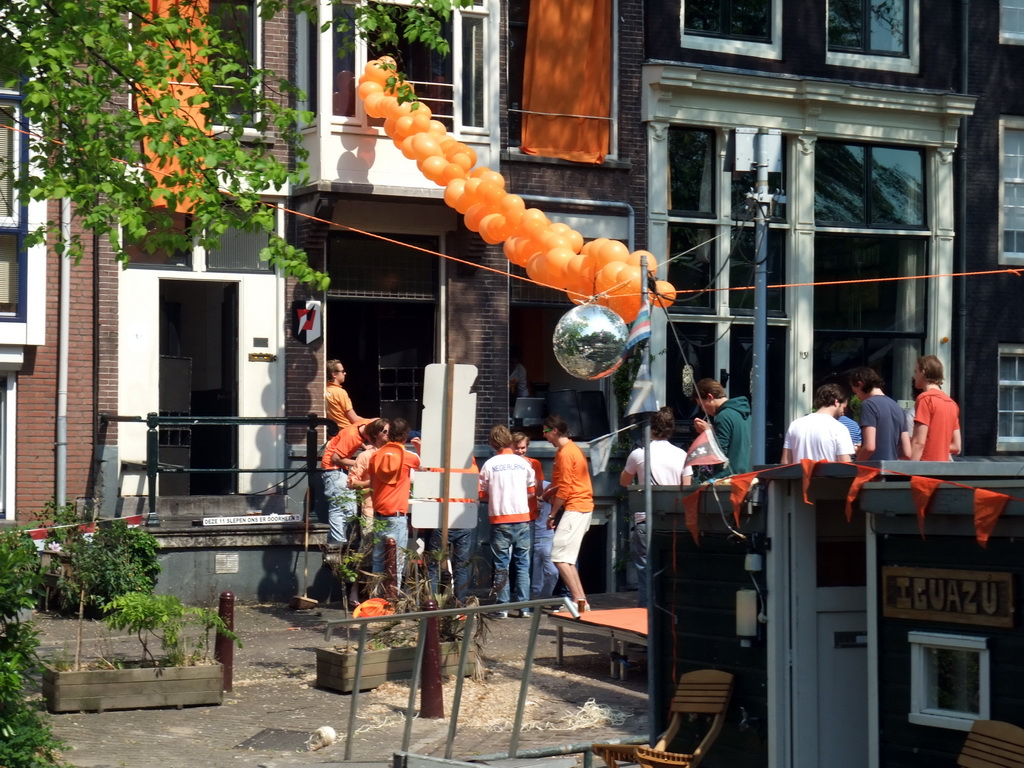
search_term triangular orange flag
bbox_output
[682,487,704,546]
[844,466,881,522]
[800,459,825,505]
[909,476,943,539]
[974,488,1010,548]
[729,472,758,527]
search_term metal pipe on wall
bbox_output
[56,198,70,507]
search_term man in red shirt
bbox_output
[368,418,421,581]
[543,414,594,612]
[910,355,962,461]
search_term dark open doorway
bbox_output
[159,280,238,495]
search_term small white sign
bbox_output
[202,514,302,526]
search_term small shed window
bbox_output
[908,631,989,731]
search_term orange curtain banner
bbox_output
[682,487,704,546]
[844,466,881,522]
[909,475,942,539]
[521,0,611,163]
[729,473,758,527]
[974,488,1010,548]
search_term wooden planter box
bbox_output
[316,642,476,694]
[42,663,223,713]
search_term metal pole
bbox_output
[214,591,235,692]
[56,198,70,508]
[419,598,444,718]
[146,412,160,526]
[639,256,658,746]
[751,131,770,466]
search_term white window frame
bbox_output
[1001,0,1024,44]
[1001,119,1024,266]
[328,0,492,137]
[908,631,990,731]
[0,100,19,230]
[209,0,264,141]
[680,0,782,60]
[825,0,920,74]
[998,343,1024,450]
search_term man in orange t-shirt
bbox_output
[368,418,421,580]
[543,414,594,611]
[910,355,962,461]
[325,359,370,431]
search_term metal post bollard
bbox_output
[385,538,398,601]
[420,598,444,719]
[215,591,235,692]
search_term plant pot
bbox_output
[42,663,224,713]
[315,641,476,694]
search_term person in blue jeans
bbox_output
[424,527,474,604]
[479,425,536,618]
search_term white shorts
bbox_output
[550,510,593,564]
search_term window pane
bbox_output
[731,0,770,38]
[206,226,271,271]
[868,0,906,53]
[828,0,864,49]
[1005,0,1024,35]
[667,225,715,312]
[871,147,924,226]
[928,647,980,713]
[369,9,454,130]
[209,0,255,121]
[669,129,716,215]
[327,232,438,299]
[461,15,485,128]
[685,0,723,34]
[814,236,926,333]
[1005,130,1024,257]
[0,105,15,220]
[816,143,866,224]
[125,211,193,268]
[729,227,784,312]
[332,5,357,117]
[1000,355,1018,381]
[0,234,18,314]
[685,0,770,40]
[829,0,907,54]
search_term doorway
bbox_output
[326,299,436,429]
[159,280,239,495]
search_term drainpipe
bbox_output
[56,197,70,507]
[956,0,968,429]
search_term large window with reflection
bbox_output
[813,140,928,397]
[828,0,908,56]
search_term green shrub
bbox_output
[102,593,241,667]
[0,530,64,767]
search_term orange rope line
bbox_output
[4,121,1021,299]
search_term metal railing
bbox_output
[321,597,643,762]
[99,412,335,526]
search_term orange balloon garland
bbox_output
[355,58,678,322]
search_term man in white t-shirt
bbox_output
[619,407,692,607]
[480,425,536,618]
[781,383,855,463]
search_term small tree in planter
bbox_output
[55,520,161,669]
[101,593,240,668]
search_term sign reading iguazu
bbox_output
[882,567,1014,628]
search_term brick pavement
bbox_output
[31,596,650,768]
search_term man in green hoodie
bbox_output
[692,378,752,478]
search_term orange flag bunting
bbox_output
[844,466,881,522]
[973,488,1010,548]
[909,476,943,539]
[682,487,704,546]
[729,473,758,527]
[800,459,825,506]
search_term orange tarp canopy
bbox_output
[521,0,611,164]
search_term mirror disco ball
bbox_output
[552,304,628,380]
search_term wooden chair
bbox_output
[592,669,734,768]
[958,720,1024,768]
